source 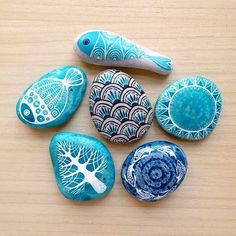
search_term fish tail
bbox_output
[146,54,172,74]
[65,68,84,86]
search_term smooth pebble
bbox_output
[155,76,222,140]
[74,30,172,75]
[89,69,153,144]
[121,140,188,202]
[50,132,115,201]
[16,65,87,128]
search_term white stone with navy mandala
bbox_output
[121,140,188,202]
[89,69,154,144]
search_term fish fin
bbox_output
[65,68,84,86]
[146,55,172,74]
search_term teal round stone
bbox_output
[155,76,222,140]
[49,132,115,201]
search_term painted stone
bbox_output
[74,30,172,75]
[121,141,188,202]
[16,65,87,128]
[50,132,115,201]
[89,69,153,144]
[155,76,222,140]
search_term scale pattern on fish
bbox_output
[74,30,172,75]
[16,66,87,128]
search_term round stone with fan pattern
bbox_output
[155,76,222,140]
[121,141,188,202]
[89,69,153,144]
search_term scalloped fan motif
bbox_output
[90,70,153,143]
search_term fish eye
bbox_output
[83,38,90,45]
[23,109,30,116]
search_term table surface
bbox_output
[0,0,236,235]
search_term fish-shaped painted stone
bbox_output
[50,132,115,201]
[121,141,188,202]
[155,76,222,140]
[74,30,172,75]
[89,69,154,144]
[16,65,87,128]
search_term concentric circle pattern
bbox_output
[155,76,222,140]
[121,141,188,202]
[89,69,153,144]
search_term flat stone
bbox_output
[155,76,222,140]
[16,65,87,128]
[121,141,188,202]
[89,69,153,144]
[50,132,115,201]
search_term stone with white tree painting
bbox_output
[50,132,115,201]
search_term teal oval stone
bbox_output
[155,76,222,140]
[49,132,115,201]
[16,65,87,128]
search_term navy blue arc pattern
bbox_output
[89,70,153,144]
[121,141,188,202]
